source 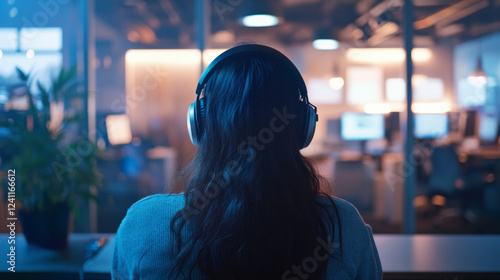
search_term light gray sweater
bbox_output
[112,194,382,279]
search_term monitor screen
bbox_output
[478,115,499,142]
[341,112,385,141]
[414,114,449,139]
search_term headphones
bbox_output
[187,44,317,149]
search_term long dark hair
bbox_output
[169,52,340,279]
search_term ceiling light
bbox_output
[467,57,487,87]
[238,1,279,27]
[9,7,17,18]
[313,28,339,50]
[241,14,279,27]
[329,77,344,90]
[26,49,35,59]
[126,25,156,44]
[127,30,140,43]
[313,39,339,50]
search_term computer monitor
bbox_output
[341,112,385,141]
[478,114,499,143]
[414,114,449,139]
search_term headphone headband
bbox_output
[189,44,317,149]
[196,44,308,100]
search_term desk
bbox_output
[458,147,500,159]
[0,233,113,280]
[376,234,500,279]
[1,234,500,279]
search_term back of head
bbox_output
[201,52,305,164]
[170,46,336,280]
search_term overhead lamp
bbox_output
[238,1,279,27]
[313,39,339,50]
[329,64,344,90]
[467,57,487,87]
[241,14,279,27]
[126,24,157,44]
[467,42,487,87]
[26,49,35,59]
[329,77,344,90]
[9,7,17,18]
[313,28,339,50]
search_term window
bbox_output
[386,78,406,102]
[0,27,63,102]
[346,66,383,105]
[19,28,62,51]
[307,77,343,104]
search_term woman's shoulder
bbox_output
[316,195,372,247]
[316,196,380,279]
[128,193,185,213]
[316,195,366,223]
[113,193,196,279]
[114,193,186,257]
[117,193,186,236]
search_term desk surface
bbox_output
[0,233,113,275]
[375,234,500,272]
[457,147,500,158]
[1,233,500,279]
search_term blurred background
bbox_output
[1,0,500,236]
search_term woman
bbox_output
[112,44,382,280]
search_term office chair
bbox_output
[427,145,486,229]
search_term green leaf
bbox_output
[37,81,51,124]
[63,114,81,124]
[16,67,29,81]
[3,65,105,213]
[53,66,78,101]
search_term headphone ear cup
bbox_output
[187,97,207,146]
[187,102,198,145]
[300,103,317,149]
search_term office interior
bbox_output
[0,0,500,278]
[1,0,500,234]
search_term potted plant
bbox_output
[1,67,103,250]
